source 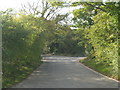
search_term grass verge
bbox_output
[3,61,43,88]
[80,58,119,81]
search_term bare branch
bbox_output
[85,2,106,12]
[20,0,63,21]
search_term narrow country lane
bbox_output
[12,55,118,88]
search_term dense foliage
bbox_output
[72,2,119,79]
[1,1,119,88]
[85,12,118,78]
[46,25,85,56]
[2,9,46,87]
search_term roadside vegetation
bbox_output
[2,10,45,87]
[71,2,119,81]
[1,0,119,87]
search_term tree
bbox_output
[2,10,46,87]
[71,1,119,79]
[21,0,63,20]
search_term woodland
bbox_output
[1,0,119,87]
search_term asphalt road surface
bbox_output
[12,55,118,88]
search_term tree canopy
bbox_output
[1,0,119,87]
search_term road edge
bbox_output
[79,61,119,83]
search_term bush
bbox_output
[85,12,118,79]
[2,11,45,87]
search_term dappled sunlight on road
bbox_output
[42,59,78,62]
[12,55,118,88]
[42,55,86,62]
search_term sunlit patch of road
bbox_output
[12,55,118,88]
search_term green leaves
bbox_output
[50,1,64,7]
[72,2,119,79]
[2,11,45,88]
[85,11,118,76]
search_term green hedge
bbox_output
[85,12,118,79]
[2,12,45,87]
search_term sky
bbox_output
[0,0,118,11]
[0,0,40,11]
[0,0,81,15]
[0,0,71,11]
